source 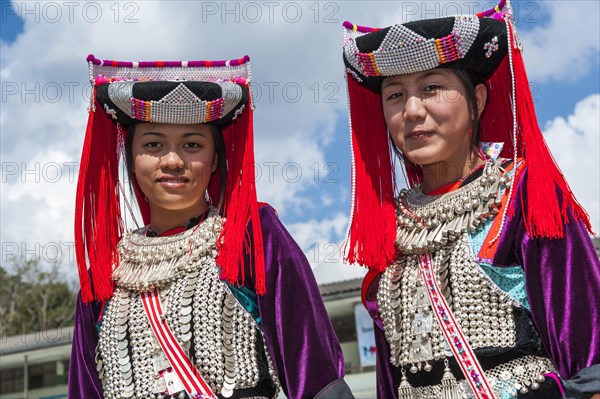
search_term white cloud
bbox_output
[1,149,78,268]
[520,1,600,82]
[544,94,600,233]
[321,194,334,207]
[255,134,322,215]
[285,213,367,284]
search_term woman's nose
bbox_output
[403,95,426,121]
[160,150,184,169]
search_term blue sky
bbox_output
[1,1,598,284]
[0,0,23,42]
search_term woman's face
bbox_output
[381,69,482,170]
[131,123,216,216]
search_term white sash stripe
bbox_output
[142,292,197,394]
[142,289,217,399]
[143,293,196,392]
[144,290,215,398]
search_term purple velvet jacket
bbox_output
[68,206,346,399]
[369,172,600,398]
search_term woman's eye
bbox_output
[386,92,404,101]
[423,84,441,92]
[144,142,161,148]
[184,142,203,149]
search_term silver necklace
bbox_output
[113,206,223,291]
[395,159,510,254]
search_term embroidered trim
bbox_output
[88,54,251,84]
[418,253,495,399]
[466,239,524,310]
[106,81,242,124]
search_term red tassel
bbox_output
[480,23,592,238]
[74,101,95,302]
[510,44,592,237]
[344,75,397,271]
[74,95,124,303]
[215,97,266,294]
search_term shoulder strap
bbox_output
[417,254,496,399]
[141,289,217,399]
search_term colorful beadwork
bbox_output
[131,98,151,121]
[204,98,225,123]
[358,53,381,76]
[435,34,461,64]
[87,54,251,68]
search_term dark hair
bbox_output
[124,124,227,211]
[451,68,487,148]
[389,68,488,167]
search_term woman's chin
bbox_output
[403,150,439,166]
[149,197,204,213]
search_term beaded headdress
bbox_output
[342,0,592,271]
[75,54,265,302]
[343,15,507,91]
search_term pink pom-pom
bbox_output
[94,76,110,85]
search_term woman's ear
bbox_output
[211,154,218,173]
[474,83,488,118]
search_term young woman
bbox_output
[69,55,354,399]
[341,2,599,398]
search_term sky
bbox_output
[1,0,599,287]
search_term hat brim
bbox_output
[96,80,248,126]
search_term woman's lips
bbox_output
[157,177,189,188]
[406,130,434,140]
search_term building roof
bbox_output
[319,278,363,299]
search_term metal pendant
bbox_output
[397,369,415,399]
[440,360,463,399]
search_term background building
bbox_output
[0,327,71,399]
[318,278,376,399]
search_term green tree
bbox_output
[0,259,76,337]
